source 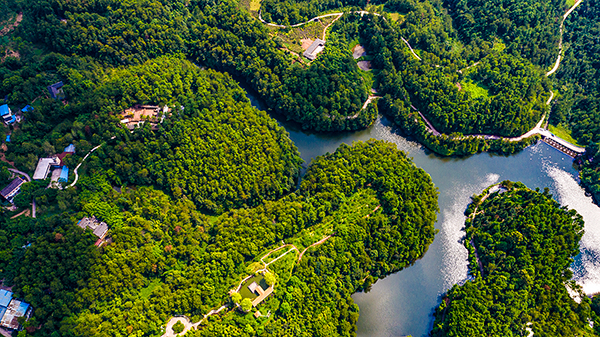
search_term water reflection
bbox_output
[239,77,600,336]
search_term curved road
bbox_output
[546,0,585,76]
[68,143,105,188]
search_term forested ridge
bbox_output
[1,140,439,336]
[432,182,595,336]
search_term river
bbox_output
[243,84,600,337]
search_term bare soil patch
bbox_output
[352,44,367,59]
[301,39,313,51]
[0,13,23,36]
[357,60,372,71]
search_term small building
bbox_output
[47,82,66,100]
[0,299,30,330]
[33,157,61,180]
[247,279,274,307]
[0,290,31,331]
[21,105,33,113]
[77,216,109,245]
[0,177,26,202]
[5,135,9,142]
[58,166,69,183]
[303,39,326,61]
[0,104,15,124]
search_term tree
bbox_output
[240,298,253,312]
[231,292,242,304]
[264,272,276,286]
[172,321,184,334]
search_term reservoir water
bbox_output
[244,86,600,337]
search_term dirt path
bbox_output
[321,13,343,40]
[162,305,228,337]
[546,0,584,76]
[258,11,343,28]
[69,139,113,188]
[298,235,332,261]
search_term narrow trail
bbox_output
[258,11,343,28]
[322,13,343,40]
[69,141,110,188]
[401,37,421,61]
[546,0,585,76]
[298,235,332,261]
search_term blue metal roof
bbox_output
[0,307,5,320]
[5,135,9,142]
[21,105,33,113]
[0,289,12,307]
[64,144,75,153]
[0,105,9,117]
[59,166,69,182]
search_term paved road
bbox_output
[7,168,30,181]
[547,0,585,76]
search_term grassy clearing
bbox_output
[389,13,401,22]
[250,0,261,11]
[274,21,325,54]
[139,279,162,299]
[565,0,576,7]
[240,274,267,300]
[548,123,581,146]
[461,79,490,100]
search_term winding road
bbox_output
[546,0,585,76]
[68,143,105,188]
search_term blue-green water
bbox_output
[244,85,600,337]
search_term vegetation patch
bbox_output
[432,181,593,336]
[549,123,582,146]
[461,78,490,100]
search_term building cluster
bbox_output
[0,177,26,203]
[32,144,75,188]
[77,216,109,246]
[0,289,31,331]
[120,104,170,131]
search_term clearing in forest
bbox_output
[461,78,490,100]
[548,123,582,146]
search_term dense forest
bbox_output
[432,182,595,336]
[1,140,438,336]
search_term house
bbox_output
[33,157,61,180]
[0,290,31,331]
[0,299,31,330]
[303,39,326,61]
[0,177,25,202]
[0,104,15,124]
[77,216,109,246]
[47,82,66,100]
[247,279,274,307]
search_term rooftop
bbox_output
[0,105,9,117]
[33,157,60,180]
[0,299,30,330]
[77,217,109,239]
[303,39,326,60]
[0,177,25,200]
[0,290,12,308]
